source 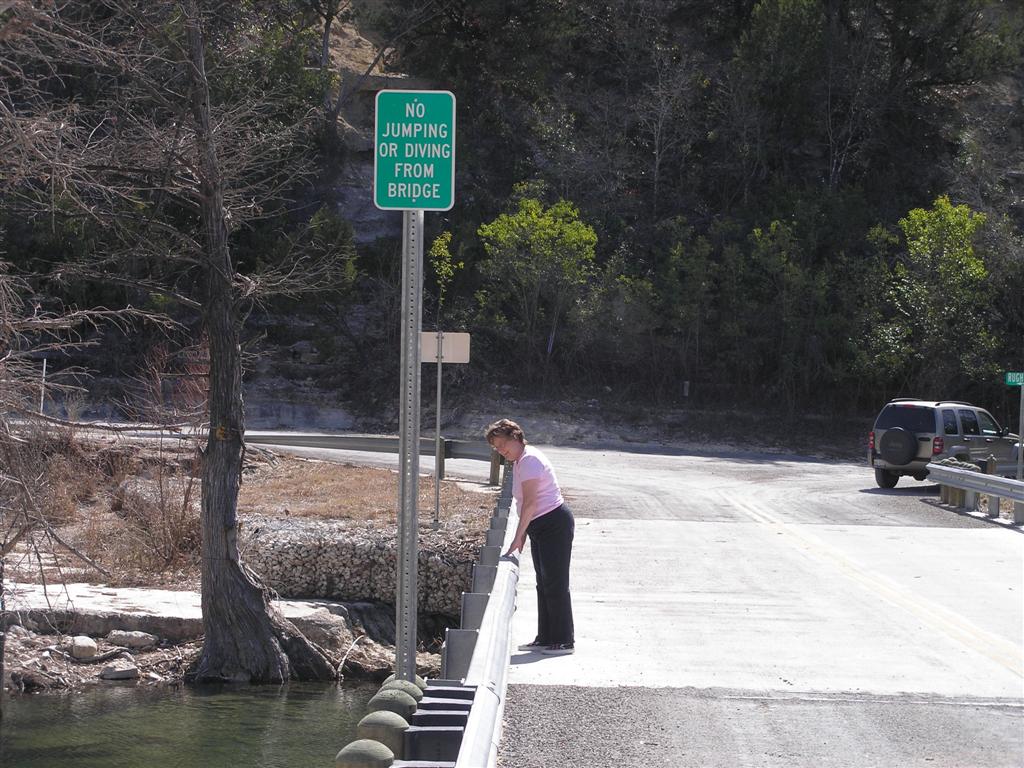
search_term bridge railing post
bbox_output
[984,455,1001,518]
[488,449,502,486]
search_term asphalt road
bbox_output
[269,439,1023,767]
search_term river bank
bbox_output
[3,579,449,695]
[3,438,495,697]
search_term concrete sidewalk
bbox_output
[4,581,347,642]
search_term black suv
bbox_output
[868,399,1019,488]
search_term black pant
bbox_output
[527,504,574,645]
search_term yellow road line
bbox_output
[729,495,1024,678]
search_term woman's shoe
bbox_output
[540,643,574,655]
[517,638,547,651]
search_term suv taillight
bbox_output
[933,436,944,455]
[869,431,875,451]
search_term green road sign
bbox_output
[1005,371,1024,386]
[374,90,456,211]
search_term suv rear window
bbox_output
[874,405,936,432]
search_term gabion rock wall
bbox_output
[241,514,481,616]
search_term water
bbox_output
[0,682,376,768]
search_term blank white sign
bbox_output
[420,331,470,364]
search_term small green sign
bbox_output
[1005,371,1024,386]
[374,90,456,211]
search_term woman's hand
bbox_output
[505,478,538,556]
[504,532,526,556]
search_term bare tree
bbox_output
[2,0,344,682]
[180,0,334,682]
[0,260,151,719]
[637,46,699,216]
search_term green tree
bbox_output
[477,191,597,383]
[571,245,658,392]
[428,230,464,326]
[703,219,826,408]
[711,0,1018,216]
[643,220,714,398]
[864,196,995,395]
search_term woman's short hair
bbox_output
[485,418,527,444]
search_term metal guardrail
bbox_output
[927,464,1024,499]
[449,440,496,462]
[244,433,493,461]
[121,429,497,468]
[927,463,1024,524]
[243,432,500,483]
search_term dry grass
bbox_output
[4,436,497,590]
[239,457,494,523]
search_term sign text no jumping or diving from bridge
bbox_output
[374,90,456,211]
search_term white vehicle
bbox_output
[868,398,1019,488]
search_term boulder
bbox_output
[69,635,98,660]
[6,624,31,640]
[100,660,140,680]
[107,630,158,649]
[291,609,354,652]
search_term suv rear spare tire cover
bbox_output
[879,427,918,464]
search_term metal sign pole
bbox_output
[434,331,443,530]
[1017,383,1023,482]
[396,209,424,681]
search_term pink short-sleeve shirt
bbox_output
[513,445,565,520]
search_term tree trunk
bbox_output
[182,0,335,684]
[321,7,341,147]
[1,560,7,723]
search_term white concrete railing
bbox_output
[336,470,516,767]
[446,471,518,768]
[927,463,1024,524]
[454,554,518,768]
